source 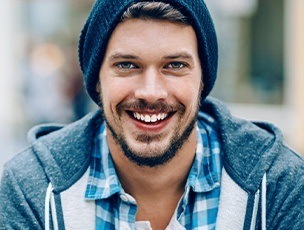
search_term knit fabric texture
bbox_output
[78,0,218,105]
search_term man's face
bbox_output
[99,19,202,167]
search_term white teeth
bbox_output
[144,115,151,122]
[134,113,139,119]
[133,112,168,123]
[151,115,157,122]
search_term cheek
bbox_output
[175,80,201,106]
[100,79,133,111]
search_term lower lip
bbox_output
[129,114,173,132]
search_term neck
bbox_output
[107,128,197,199]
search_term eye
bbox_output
[116,62,137,69]
[165,62,187,69]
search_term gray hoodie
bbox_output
[1,97,304,229]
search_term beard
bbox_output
[102,99,199,168]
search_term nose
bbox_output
[134,68,168,103]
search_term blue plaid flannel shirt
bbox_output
[85,112,222,229]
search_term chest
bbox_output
[93,187,220,229]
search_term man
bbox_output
[1,0,303,229]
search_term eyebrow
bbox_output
[108,53,139,61]
[164,52,194,60]
[107,51,195,62]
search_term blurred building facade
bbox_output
[205,0,304,154]
[1,0,303,175]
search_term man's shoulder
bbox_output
[265,145,304,226]
[1,147,49,211]
[2,147,48,185]
[0,146,49,228]
[270,144,304,180]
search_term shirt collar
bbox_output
[186,125,221,193]
[85,125,122,200]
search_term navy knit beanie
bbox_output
[78,0,218,105]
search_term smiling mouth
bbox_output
[126,111,174,124]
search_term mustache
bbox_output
[117,99,185,114]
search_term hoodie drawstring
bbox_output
[261,173,267,230]
[45,183,59,230]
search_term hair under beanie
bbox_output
[78,0,218,105]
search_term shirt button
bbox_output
[120,194,129,202]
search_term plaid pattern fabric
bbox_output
[85,112,222,229]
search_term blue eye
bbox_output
[166,62,186,69]
[116,62,137,69]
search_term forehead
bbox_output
[104,18,199,58]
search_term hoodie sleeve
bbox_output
[0,150,48,229]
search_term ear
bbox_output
[96,81,101,93]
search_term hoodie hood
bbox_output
[27,111,103,193]
[202,97,283,193]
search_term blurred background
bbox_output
[0,0,303,176]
